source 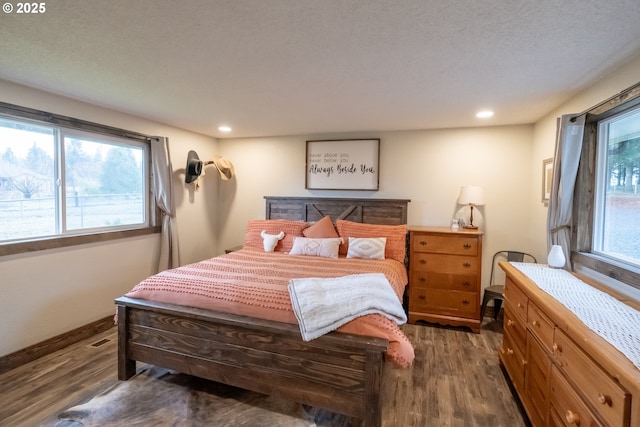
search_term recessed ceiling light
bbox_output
[218,125,232,132]
[476,110,494,119]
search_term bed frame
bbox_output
[115,196,410,426]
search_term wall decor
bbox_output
[306,139,380,190]
[542,157,553,204]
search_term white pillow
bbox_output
[289,237,343,258]
[346,237,387,259]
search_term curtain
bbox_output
[150,137,180,271]
[546,114,585,271]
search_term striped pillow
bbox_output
[336,220,407,263]
[243,219,308,253]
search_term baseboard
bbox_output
[0,315,114,375]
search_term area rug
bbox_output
[55,366,355,427]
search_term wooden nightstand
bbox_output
[224,245,243,254]
[408,226,483,333]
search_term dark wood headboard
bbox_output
[264,196,410,225]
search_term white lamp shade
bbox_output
[457,185,486,206]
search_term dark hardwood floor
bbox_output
[0,319,527,427]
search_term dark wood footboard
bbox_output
[115,296,388,426]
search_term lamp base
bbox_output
[463,225,478,229]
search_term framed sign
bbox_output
[306,139,380,190]
[542,157,553,204]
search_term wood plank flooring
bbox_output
[0,320,527,427]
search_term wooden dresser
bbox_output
[407,226,483,333]
[499,262,640,427]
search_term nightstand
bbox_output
[224,245,243,254]
[408,226,483,333]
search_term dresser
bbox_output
[499,262,640,427]
[407,226,483,333]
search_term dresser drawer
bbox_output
[412,234,478,255]
[411,253,478,274]
[410,288,477,317]
[527,301,554,352]
[553,328,630,427]
[503,304,526,354]
[410,271,478,292]
[504,277,528,322]
[500,329,525,393]
[550,365,604,427]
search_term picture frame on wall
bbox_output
[305,139,380,190]
[542,157,553,204]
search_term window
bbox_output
[573,83,640,289]
[0,109,153,250]
[593,108,640,268]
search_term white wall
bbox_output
[0,80,219,357]
[216,125,535,285]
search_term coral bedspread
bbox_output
[125,249,414,367]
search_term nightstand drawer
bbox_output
[410,272,477,292]
[410,289,477,316]
[411,253,478,274]
[412,234,478,255]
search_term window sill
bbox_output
[572,251,640,291]
[0,226,161,257]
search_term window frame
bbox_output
[572,83,640,290]
[0,102,160,257]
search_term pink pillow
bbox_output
[243,219,308,252]
[303,215,339,238]
[335,220,407,263]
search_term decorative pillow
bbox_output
[243,219,308,253]
[302,215,339,238]
[335,220,407,263]
[289,237,343,258]
[346,237,387,259]
[261,230,285,252]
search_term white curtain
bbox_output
[150,137,180,271]
[546,114,585,271]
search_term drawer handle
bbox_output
[463,281,471,287]
[419,277,426,282]
[552,343,562,353]
[462,262,471,268]
[419,240,427,246]
[532,320,538,327]
[517,303,523,309]
[598,393,612,406]
[506,348,514,356]
[463,243,471,249]
[565,410,580,425]
[507,319,514,327]
[419,259,427,264]
[521,359,527,367]
[418,295,426,300]
[462,300,470,305]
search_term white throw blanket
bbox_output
[288,272,407,341]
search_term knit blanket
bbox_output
[288,273,407,341]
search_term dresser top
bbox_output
[408,225,483,236]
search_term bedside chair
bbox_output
[480,250,537,321]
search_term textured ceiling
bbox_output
[1,0,640,138]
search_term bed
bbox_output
[115,196,411,426]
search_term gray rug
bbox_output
[55,366,356,427]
